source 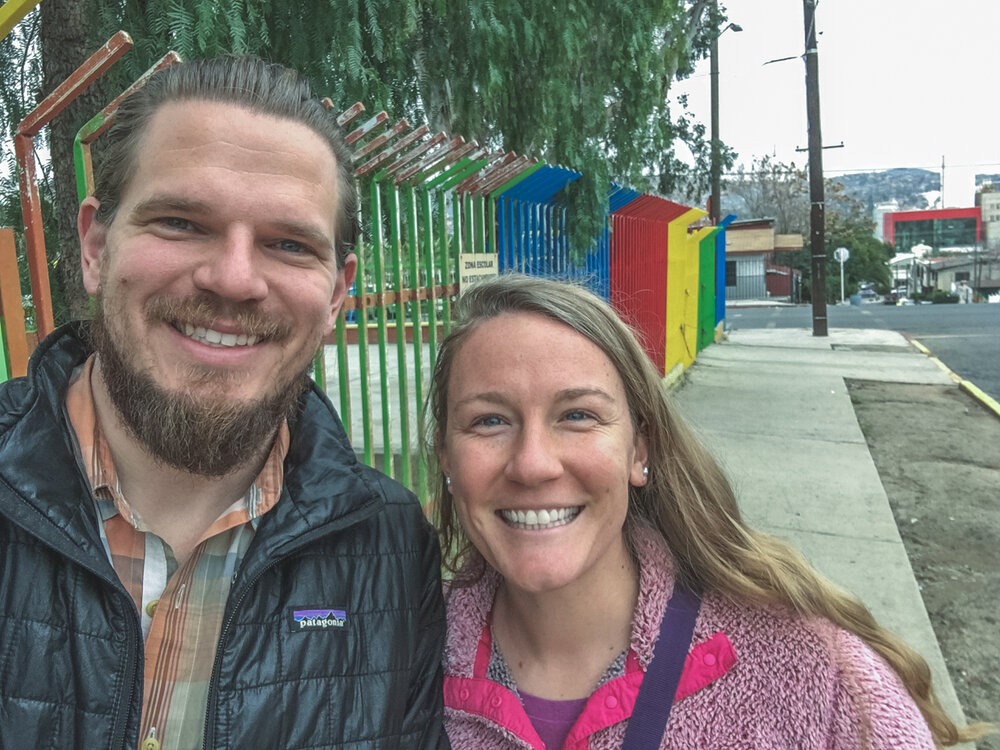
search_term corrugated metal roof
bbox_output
[608,183,641,213]
[613,194,690,222]
[495,164,581,204]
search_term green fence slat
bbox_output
[419,188,439,373]
[387,180,412,486]
[370,178,395,477]
[351,242,376,467]
[402,184,427,499]
[0,317,11,383]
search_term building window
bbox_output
[725,260,737,287]
[955,271,970,282]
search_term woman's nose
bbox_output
[504,421,563,486]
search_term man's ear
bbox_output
[78,197,106,296]
[325,252,358,335]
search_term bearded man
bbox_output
[0,56,448,749]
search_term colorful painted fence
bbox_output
[0,32,734,504]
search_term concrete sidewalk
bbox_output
[670,326,970,736]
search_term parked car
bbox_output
[883,290,913,306]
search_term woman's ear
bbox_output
[629,431,650,486]
[436,444,450,479]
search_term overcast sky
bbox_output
[669,0,998,207]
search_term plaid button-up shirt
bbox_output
[66,356,288,749]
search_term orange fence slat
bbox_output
[0,227,30,378]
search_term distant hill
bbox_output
[832,168,940,210]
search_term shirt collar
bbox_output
[65,354,288,531]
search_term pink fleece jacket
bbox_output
[443,529,935,749]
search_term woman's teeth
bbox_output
[500,507,581,530]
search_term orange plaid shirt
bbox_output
[66,356,288,750]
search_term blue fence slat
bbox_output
[716,214,736,325]
[493,164,621,299]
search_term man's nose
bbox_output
[191,230,269,302]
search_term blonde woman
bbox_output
[429,273,988,749]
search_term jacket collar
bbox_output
[444,527,678,678]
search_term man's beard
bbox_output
[91,294,311,477]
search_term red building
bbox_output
[883,207,982,253]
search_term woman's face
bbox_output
[439,312,648,596]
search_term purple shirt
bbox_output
[520,691,588,749]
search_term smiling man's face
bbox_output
[79,99,356,474]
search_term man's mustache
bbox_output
[143,296,292,342]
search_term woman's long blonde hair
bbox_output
[428,273,988,747]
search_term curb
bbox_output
[909,337,1000,420]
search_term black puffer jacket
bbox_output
[0,323,449,749]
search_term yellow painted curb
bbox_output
[911,337,1000,419]
[663,362,687,392]
[960,380,1000,420]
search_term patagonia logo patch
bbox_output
[290,607,347,632]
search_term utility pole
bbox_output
[941,155,946,208]
[710,2,722,225]
[709,1,741,225]
[803,0,827,336]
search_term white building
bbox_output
[873,201,899,243]
[978,191,1000,250]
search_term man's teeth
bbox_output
[500,507,580,530]
[182,324,259,347]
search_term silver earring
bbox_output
[642,466,649,479]
[445,475,452,487]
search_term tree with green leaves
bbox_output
[725,155,810,234]
[0,7,60,326]
[725,155,892,300]
[5,0,724,322]
[823,183,893,296]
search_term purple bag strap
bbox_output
[620,585,701,749]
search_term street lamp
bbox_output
[709,7,742,225]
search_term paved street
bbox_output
[726,303,1000,401]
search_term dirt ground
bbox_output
[847,380,1000,747]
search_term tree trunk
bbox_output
[39,0,106,322]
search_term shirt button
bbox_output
[703,653,717,667]
[490,695,502,708]
[145,600,159,617]
[459,688,470,701]
[604,695,619,709]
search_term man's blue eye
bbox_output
[162,217,194,231]
[276,240,307,253]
